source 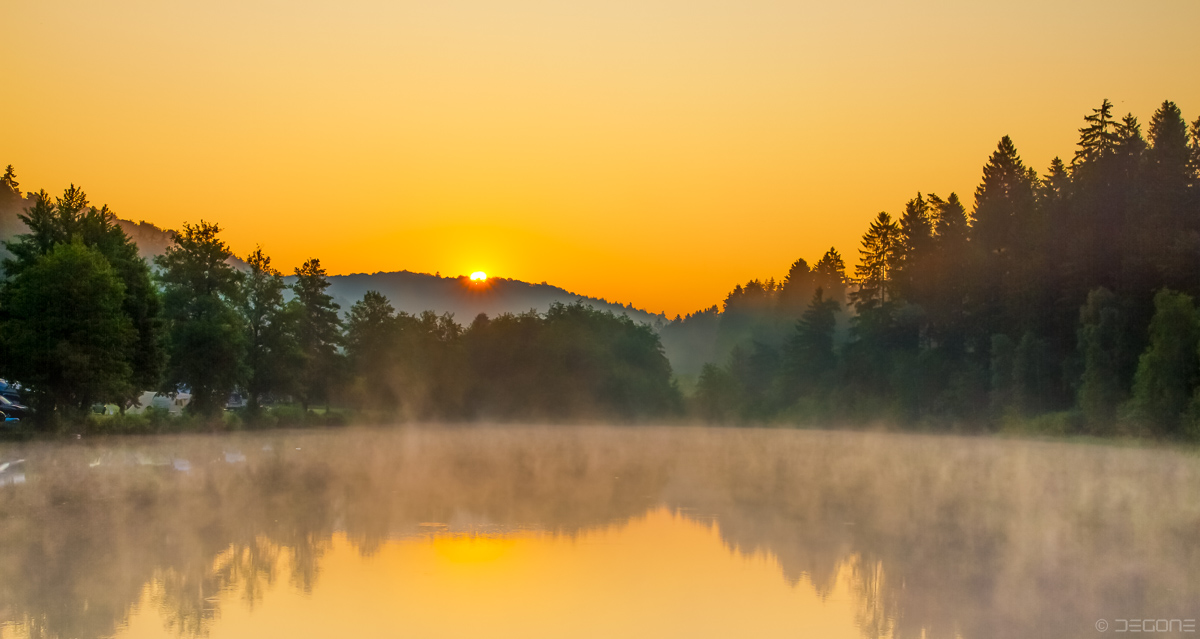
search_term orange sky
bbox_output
[5,0,1199,316]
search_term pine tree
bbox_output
[292,258,343,411]
[923,192,971,354]
[156,221,246,417]
[897,193,933,303]
[1142,101,1195,290]
[813,248,848,304]
[1073,99,1122,168]
[971,136,1038,335]
[1,165,19,198]
[784,288,840,392]
[854,212,902,309]
[778,257,814,316]
[972,136,1036,261]
[931,192,969,245]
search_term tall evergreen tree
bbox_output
[813,248,848,304]
[1,165,19,198]
[778,257,814,316]
[156,221,245,417]
[292,258,343,411]
[1143,101,1195,290]
[784,288,840,392]
[853,212,902,310]
[971,136,1038,335]
[1073,99,1122,168]
[897,193,933,303]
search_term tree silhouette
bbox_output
[156,221,245,417]
[292,258,343,412]
[0,242,135,422]
[242,247,300,415]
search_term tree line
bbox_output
[0,172,678,427]
[684,99,1200,438]
[5,97,1200,436]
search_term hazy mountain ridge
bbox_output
[0,191,667,327]
[286,270,667,327]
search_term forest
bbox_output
[2,98,1200,437]
[676,99,1200,439]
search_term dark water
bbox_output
[1,426,1197,639]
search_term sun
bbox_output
[470,271,488,281]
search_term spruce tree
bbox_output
[784,288,840,392]
[1,165,19,197]
[292,258,343,411]
[853,212,902,310]
[156,221,246,417]
[1073,99,1121,168]
[1144,101,1195,290]
[814,248,848,304]
[971,136,1038,335]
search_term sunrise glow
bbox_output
[470,272,488,282]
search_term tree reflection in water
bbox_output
[0,426,1196,639]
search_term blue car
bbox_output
[0,395,31,419]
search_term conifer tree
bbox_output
[854,212,902,309]
[1073,99,1121,168]
[971,136,1037,334]
[156,221,246,417]
[778,258,814,316]
[784,288,840,391]
[1143,101,1195,289]
[292,258,343,411]
[814,248,848,304]
[897,193,933,303]
[1,165,19,197]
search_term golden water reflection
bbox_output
[1,426,1197,639]
[117,510,866,639]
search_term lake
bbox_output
[1,426,1197,639]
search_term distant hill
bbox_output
[0,192,666,324]
[296,271,667,327]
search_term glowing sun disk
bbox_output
[470,271,488,281]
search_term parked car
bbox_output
[0,395,31,419]
[0,380,23,404]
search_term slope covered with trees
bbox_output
[688,99,1200,438]
[3,98,1200,437]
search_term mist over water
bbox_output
[1,426,1197,639]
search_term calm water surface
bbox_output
[0,426,1197,639]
